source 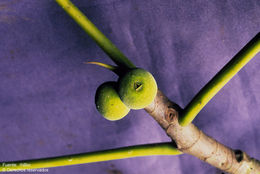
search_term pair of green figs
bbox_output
[95,68,157,121]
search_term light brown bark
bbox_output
[145,90,260,174]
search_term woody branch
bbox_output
[145,90,260,174]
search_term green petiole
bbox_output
[55,0,135,69]
[179,32,260,126]
[85,61,120,74]
[0,142,182,172]
[85,61,130,76]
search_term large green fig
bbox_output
[95,82,130,121]
[118,68,157,109]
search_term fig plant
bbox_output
[0,0,259,173]
[95,81,130,121]
[118,68,157,110]
[89,62,158,119]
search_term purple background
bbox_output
[0,0,259,173]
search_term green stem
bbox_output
[55,0,135,69]
[85,61,120,74]
[85,61,129,76]
[179,32,260,126]
[0,142,181,172]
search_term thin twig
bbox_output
[55,0,135,69]
[179,32,260,126]
[0,142,181,172]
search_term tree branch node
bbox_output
[165,108,177,123]
[179,129,202,152]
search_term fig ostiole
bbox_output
[118,68,157,110]
[95,82,130,121]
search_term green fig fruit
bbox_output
[118,68,157,109]
[95,82,130,121]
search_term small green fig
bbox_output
[95,82,130,121]
[118,68,157,109]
